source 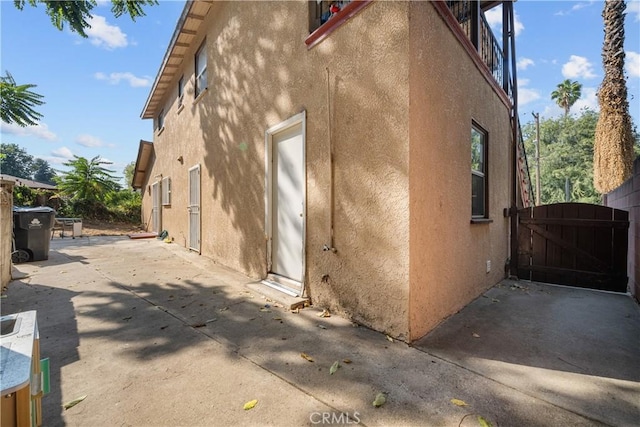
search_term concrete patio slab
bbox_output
[2,236,638,426]
[414,280,640,426]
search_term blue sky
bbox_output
[1,1,639,182]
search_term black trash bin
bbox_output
[13,207,55,262]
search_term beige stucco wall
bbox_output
[407,2,512,340]
[141,1,411,337]
[1,180,14,287]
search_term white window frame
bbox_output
[195,41,207,97]
[162,176,171,206]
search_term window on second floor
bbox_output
[471,123,488,218]
[157,109,165,131]
[178,76,185,108]
[195,41,207,97]
[309,1,347,32]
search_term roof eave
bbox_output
[141,1,209,120]
[132,140,154,189]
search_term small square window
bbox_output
[195,41,207,97]
[471,123,487,218]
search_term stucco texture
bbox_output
[141,1,410,338]
[408,2,512,340]
[140,1,512,341]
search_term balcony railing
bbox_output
[446,1,507,99]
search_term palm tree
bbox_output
[0,71,44,126]
[56,156,121,202]
[593,0,635,194]
[551,79,582,116]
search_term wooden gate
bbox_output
[517,203,629,292]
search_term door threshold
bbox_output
[262,274,302,297]
[247,281,308,310]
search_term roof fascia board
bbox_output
[140,1,195,119]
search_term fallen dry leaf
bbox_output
[386,335,394,342]
[472,333,480,338]
[317,324,327,329]
[450,398,467,407]
[318,309,331,317]
[301,352,314,362]
[343,358,352,364]
[64,395,87,410]
[243,399,258,410]
[372,392,386,407]
[477,415,493,427]
[329,361,340,375]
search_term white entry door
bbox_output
[267,113,305,284]
[188,165,201,252]
[151,181,161,233]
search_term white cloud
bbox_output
[542,104,564,119]
[626,51,640,78]
[40,156,67,165]
[562,55,596,79]
[517,57,534,71]
[485,6,524,37]
[86,15,128,49]
[94,71,151,87]
[513,11,524,37]
[573,87,599,112]
[517,79,541,106]
[627,1,640,22]
[51,147,74,160]
[76,134,104,147]
[555,2,595,16]
[0,122,57,141]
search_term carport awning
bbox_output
[132,140,154,189]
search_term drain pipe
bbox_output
[324,67,337,253]
[507,2,519,278]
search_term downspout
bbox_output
[324,67,337,253]
[506,1,519,278]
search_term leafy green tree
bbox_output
[56,155,121,202]
[0,71,44,127]
[551,79,582,117]
[593,0,635,193]
[31,158,56,184]
[523,110,601,204]
[13,0,158,38]
[104,188,141,222]
[0,143,34,178]
[123,161,135,189]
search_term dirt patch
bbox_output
[61,220,146,237]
